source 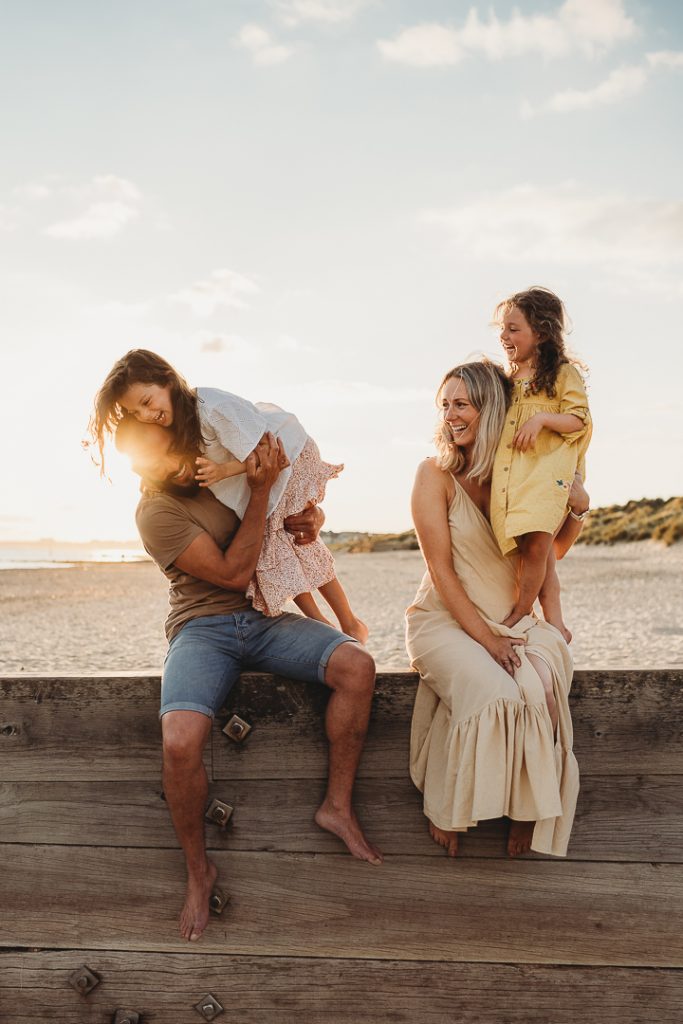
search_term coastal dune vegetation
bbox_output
[324,496,683,552]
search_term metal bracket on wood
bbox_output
[223,714,252,743]
[195,993,224,1020]
[69,965,100,995]
[205,798,234,828]
[112,1012,141,1024]
[209,888,230,915]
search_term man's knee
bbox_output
[325,641,376,696]
[162,710,211,766]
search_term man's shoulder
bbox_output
[135,489,195,533]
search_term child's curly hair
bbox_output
[87,349,204,475]
[493,286,586,397]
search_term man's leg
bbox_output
[314,641,384,864]
[162,710,217,940]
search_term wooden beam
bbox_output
[1,846,681,966]
[1,775,681,863]
[1,951,682,1023]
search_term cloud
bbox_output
[196,331,262,363]
[420,183,683,271]
[276,334,316,354]
[173,269,260,317]
[235,24,293,65]
[523,47,683,116]
[646,49,683,69]
[13,182,52,201]
[522,64,647,116]
[378,0,637,67]
[44,176,142,240]
[273,0,372,25]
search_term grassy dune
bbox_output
[323,496,683,552]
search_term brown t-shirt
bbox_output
[135,488,251,642]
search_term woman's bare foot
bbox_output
[507,820,535,858]
[428,820,459,858]
[179,858,218,941]
[340,617,369,644]
[314,800,383,864]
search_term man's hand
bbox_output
[247,433,286,494]
[512,413,546,452]
[284,501,325,545]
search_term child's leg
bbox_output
[527,652,558,735]
[294,592,333,627]
[538,546,572,645]
[318,577,369,645]
[502,531,553,628]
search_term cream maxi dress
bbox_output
[406,476,579,857]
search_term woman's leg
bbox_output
[319,577,369,644]
[503,530,554,628]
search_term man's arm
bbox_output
[173,434,283,590]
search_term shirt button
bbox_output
[502,488,506,493]
[506,443,512,448]
[509,420,515,425]
[503,467,509,472]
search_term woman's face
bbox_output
[441,377,479,448]
[119,382,174,426]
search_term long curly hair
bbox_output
[493,286,586,397]
[434,359,513,482]
[88,349,204,475]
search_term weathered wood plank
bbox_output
[1,846,681,966]
[2,672,681,781]
[211,670,683,779]
[1,775,681,863]
[1,951,681,1023]
[0,677,203,781]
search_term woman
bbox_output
[406,360,587,858]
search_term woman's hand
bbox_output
[512,414,546,452]
[284,501,325,545]
[484,634,526,676]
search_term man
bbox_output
[116,417,383,943]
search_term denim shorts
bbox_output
[160,608,356,718]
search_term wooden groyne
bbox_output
[1,670,682,1022]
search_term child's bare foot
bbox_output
[428,820,459,857]
[179,858,218,941]
[507,820,535,857]
[314,799,383,864]
[341,617,369,645]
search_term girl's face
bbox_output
[441,377,479,448]
[499,306,540,366]
[119,382,174,427]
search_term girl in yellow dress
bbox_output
[491,287,591,643]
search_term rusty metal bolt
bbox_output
[222,714,252,743]
[69,965,100,996]
[113,1012,140,1024]
[209,888,230,915]
[205,798,234,828]
[194,993,224,1020]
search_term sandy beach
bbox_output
[1,541,681,674]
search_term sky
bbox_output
[1,0,682,542]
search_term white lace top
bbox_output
[196,387,308,518]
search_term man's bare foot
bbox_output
[428,820,459,857]
[179,858,218,942]
[507,820,535,858]
[314,799,383,864]
[340,617,369,645]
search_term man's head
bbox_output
[115,416,200,496]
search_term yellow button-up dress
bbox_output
[491,362,591,556]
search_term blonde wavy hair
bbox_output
[434,360,513,481]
